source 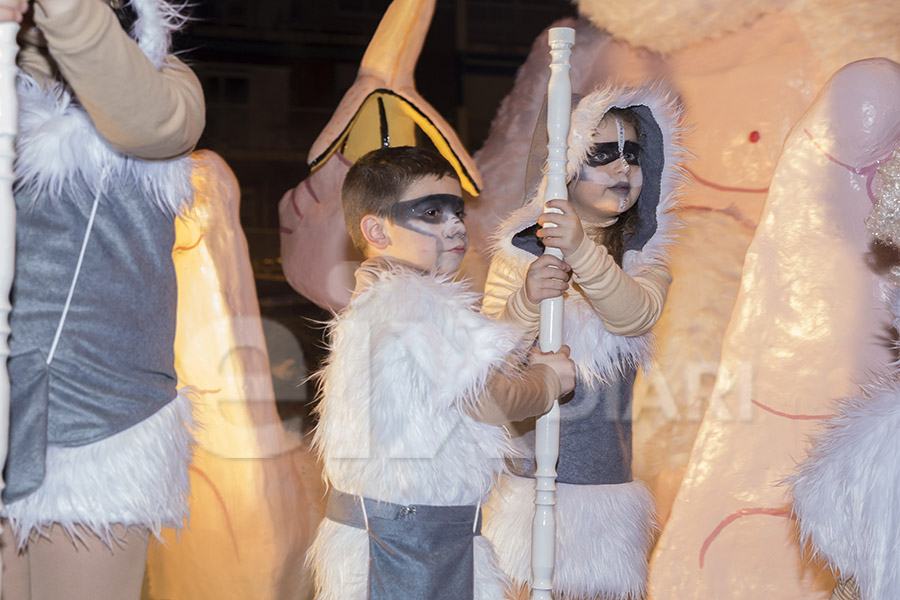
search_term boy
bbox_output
[308,146,575,600]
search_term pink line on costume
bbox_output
[173,235,204,253]
[189,465,242,562]
[304,179,321,204]
[679,204,757,230]
[700,507,793,568]
[291,189,304,220]
[804,129,880,203]
[752,399,834,421]
[280,226,294,234]
[684,166,770,194]
[334,151,352,167]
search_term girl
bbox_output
[481,84,687,599]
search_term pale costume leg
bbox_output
[1,523,150,600]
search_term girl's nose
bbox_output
[612,156,630,175]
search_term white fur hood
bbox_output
[488,83,687,383]
[494,82,688,279]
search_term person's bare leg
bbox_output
[27,524,150,600]
[0,519,31,600]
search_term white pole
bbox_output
[0,21,19,530]
[532,25,573,600]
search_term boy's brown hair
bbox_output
[342,146,459,253]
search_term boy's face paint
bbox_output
[382,176,468,274]
[569,116,643,223]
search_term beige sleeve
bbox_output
[482,255,541,342]
[464,364,560,425]
[33,1,205,160]
[567,235,671,336]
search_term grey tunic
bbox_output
[5,175,178,503]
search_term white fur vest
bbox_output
[313,264,526,506]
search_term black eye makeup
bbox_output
[585,141,642,167]
[388,194,466,226]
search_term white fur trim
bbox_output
[14,73,194,216]
[565,82,688,268]
[789,379,900,600]
[3,389,196,548]
[313,266,526,506]
[128,0,189,69]
[483,474,657,598]
[307,518,509,600]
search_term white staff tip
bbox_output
[548,27,575,45]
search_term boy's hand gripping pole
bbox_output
[532,25,573,600]
[0,21,19,516]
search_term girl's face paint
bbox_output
[382,176,468,274]
[569,117,643,223]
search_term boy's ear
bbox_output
[360,215,391,250]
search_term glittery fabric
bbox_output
[866,149,900,247]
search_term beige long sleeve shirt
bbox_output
[20,0,205,159]
[484,234,671,339]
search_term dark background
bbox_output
[172,0,578,429]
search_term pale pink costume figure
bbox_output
[789,63,900,600]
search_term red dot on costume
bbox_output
[749,131,761,143]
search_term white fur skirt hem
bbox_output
[483,474,657,599]
[789,381,900,600]
[3,388,196,548]
[307,518,510,600]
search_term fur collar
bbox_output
[14,73,194,216]
[314,265,526,506]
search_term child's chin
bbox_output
[436,256,464,275]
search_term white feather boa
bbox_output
[3,389,196,548]
[310,265,531,599]
[15,73,194,216]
